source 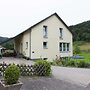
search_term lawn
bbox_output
[74,51,90,63]
[79,51,90,59]
[73,41,90,63]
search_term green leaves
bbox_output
[4,64,20,85]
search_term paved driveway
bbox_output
[0,57,34,65]
[52,66,90,87]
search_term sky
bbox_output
[0,0,90,37]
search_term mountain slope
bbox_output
[0,36,9,43]
[69,20,90,42]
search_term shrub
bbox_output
[2,52,15,57]
[77,60,89,68]
[73,44,80,54]
[65,60,76,67]
[4,64,20,85]
[34,60,51,76]
[61,59,68,66]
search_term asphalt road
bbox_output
[52,66,90,87]
[20,77,89,90]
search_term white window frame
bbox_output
[59,42,70,52]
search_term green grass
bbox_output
[79,52,90,62]
[72,51,90,63]
[73,41,90,63]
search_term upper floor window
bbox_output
[43,26,48,38]
[43,42,48,49]
[59,28,63,38]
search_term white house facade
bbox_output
[14,13,73,61]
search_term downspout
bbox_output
[29,29,31,59]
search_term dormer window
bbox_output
[59,28,63,39]
[43,26,48,38]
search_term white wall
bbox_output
[31,15,73,61]
[15,30,31,57]
[22,31,31,57]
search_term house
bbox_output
[14,13,73,61]
[0,45,6,55]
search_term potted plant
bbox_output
[0,64,23,90]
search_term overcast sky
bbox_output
[0,0,90,37]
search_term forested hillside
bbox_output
[0,36,8,43]
[69,20,90,42]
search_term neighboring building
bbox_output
[14,13,73,61]
[0,45,6,55]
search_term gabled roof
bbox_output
[0,13,72,44]
[14,12,72,37]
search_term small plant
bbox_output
[34,60,51,76]
[65,60,76,67]
[52,59,62,66]
[4,64,20,85]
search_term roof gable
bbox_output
[0,13,72,45]
[29,13,72,33]
[16,13,72,36]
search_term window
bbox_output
[60,43,62,51]
[26,42,28,49]
[43,42,48,49]
[59,28,63,38]
[67,43,70,51]
[63,43,66,51]
[59,42,70,52]
[43,26,48,38]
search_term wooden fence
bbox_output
[0,63,50,76]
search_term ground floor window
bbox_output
[59,42,70,52]
[43,42,48,49]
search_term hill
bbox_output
[0,36,9,43]
[69,20,90,42]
